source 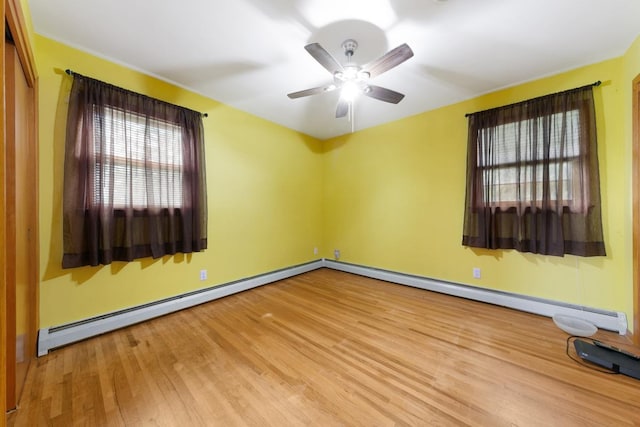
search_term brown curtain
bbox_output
[62,74,207,268]
[462,85,605,257]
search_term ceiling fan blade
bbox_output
[305,43,344,75]
[335,99,349,118]
[287,85,336,99]
[364,43,414,78]
[364,85,405,104]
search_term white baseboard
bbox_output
[324,260,628,335]
[37,260,324,356]
[38,258,628,356]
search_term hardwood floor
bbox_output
[8,268,640,426]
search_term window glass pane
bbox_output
[479,109,580,205]
[484,161,573,203]
[93,106,183,208]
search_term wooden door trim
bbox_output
[633,73,640,345]
[6,1,40,358]
[5,0,37,85]
[1,0,7,420]
[3,40,17,412]
[3,0,38,422]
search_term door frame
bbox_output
[0,0,7,418]
[2,0,38,420]
[633,73,640,345]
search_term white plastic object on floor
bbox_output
[552,314,598,337]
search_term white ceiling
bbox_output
[29,0,640,140]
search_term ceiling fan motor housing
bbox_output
[342,39,358,58]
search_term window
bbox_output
[63,74,207,268]
[94,106,184,208]
[462,85,605,257]
[478,109,586,212]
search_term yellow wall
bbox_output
[36,36,324,327]
[35,29,640,331]
[323,56,634,324]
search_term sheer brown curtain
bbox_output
[462,85,605,257]
[63,74,207,268]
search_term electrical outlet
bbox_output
[314,247,318,255]
[200,269,207,281]
[334,249,340,260]
[473,267,481,279]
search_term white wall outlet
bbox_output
[314,247,318,255]
[200,269,207,281]
[334,249,340,260]
[473,267,481,279]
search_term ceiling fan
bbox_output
[287,39,414,118]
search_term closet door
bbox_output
[4,35,37,412]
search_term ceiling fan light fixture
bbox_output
[357,70,371,81]
[340,81,360,102]
[343,66,359,80]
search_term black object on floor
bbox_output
[574,339,640,380]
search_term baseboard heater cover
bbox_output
[323,260,628,335]
[38,258,628,356]
[37,260,324,356]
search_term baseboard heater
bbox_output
[37,260,324,356]
[38,258,628,356]
[324,260,628,336]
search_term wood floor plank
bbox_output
[8,268,640,426]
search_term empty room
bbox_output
[3,0,640,425]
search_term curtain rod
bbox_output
[464,80,601,118]
[65,69,208,118]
